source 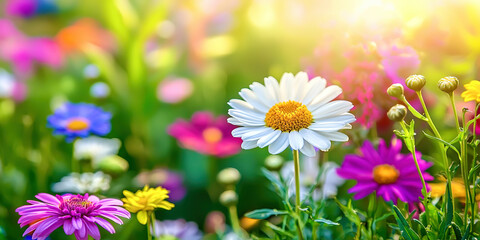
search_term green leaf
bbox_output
[314,218,340,226]
[335,199,361,227]
[468,163,480,182]
[261,168,286,197]
[372,212,393,231]
[452,222,462,240]
[423,131,461,159]
[413,219,428,239]
[245,209,289,219]
[438,180,454,239]
[390,204,421,240]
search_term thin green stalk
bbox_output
[400,121,429,224]
[461,110,471,231]
[151,213,157,237]
[449,93,461,132]
[228,205,242,236]
[471,103,480,223]
[312,224,317,240]
[293,150,304,240]
[146,211,152,240]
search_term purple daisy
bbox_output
[337,138,433,203]
[47,103,112,142]
[16,193,130,240]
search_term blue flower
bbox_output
[47,102,112,142]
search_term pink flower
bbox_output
[379,45,420,85]
[16,193,130,240]
[157,77,193,103]
[0,19,63,79]
[168,111,242,158]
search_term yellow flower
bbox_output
[461,80,480,102]
[429,178,480,203]
[122,185,175,224]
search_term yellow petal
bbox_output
[137,210,148,225]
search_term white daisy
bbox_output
[228,71,355,157]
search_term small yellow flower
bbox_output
[461,80,480,102]
[429,178,480,203]
[122,185,174,224]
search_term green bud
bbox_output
[387,104,407,122]
[217,168,241,186]
[438,76,459,94]
[405,75,426,91]
[264,155,284,171]
[97,155,129,174]
[387,84,405,99]
[219,190,238,207]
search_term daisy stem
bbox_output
[293,150,304,240]
[151,212,157,237]
[461,109,474,232]
[228,205,242,236]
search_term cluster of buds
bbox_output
[387,74,460,122]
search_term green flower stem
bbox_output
[146,212,152,240]
[415,91,454,215]
[461,109,475,233]
[471,103,480,227]
[228,205,242,236]
[400,121,429,223]
[293,150,304,240]
[449,93,461,132]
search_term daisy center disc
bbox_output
[202,127,223,143]
[67,118,90,131]
[373,164,399,185]
[265,100,313,132]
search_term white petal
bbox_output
[311,100,353,118]
[299,128,331,151]
[239,88,270,112]
[228,99,263,115]
[293,72,309,101]
[264,76,280,102]
[241,140,258,150]
[300,142,316,157]
[227,117,248,126]
[301,77,326,105]
[232,126,263,137]
[320,132,349,142]
[250,82,276,107]
[241,127,274,141]
[288,131,304,150]
[257,129,282,148]
[268,132,289,154]
[280,73,295,101]
[228,109,265,122]
[308,85,343,111]
[314,113,356,123]
[309,122,348,132]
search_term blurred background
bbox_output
[1,0,480,239]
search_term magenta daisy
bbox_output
[16,193,130,240]
[337,138,433,203]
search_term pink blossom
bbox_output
[157,77,193,103]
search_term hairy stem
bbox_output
[293,150,304,240]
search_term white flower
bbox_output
[281,153,345,201]
[0,69,15,98]
[74,136,121,164]
[52,171,111,193]
[153,219,203,240]
[228,71,355,157]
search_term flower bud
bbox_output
[387,104,407,122]
[387,84,405,99]
[438,76,459,94]
[219,190,238,207]
[97,155,129,174]
[217,168,241,186]
[405,75,426,91]
[264,155,284,171]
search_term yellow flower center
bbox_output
[202,127,223,143]
[67,118,90,131]
[373,164,399,185]
[265,100,313,132]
